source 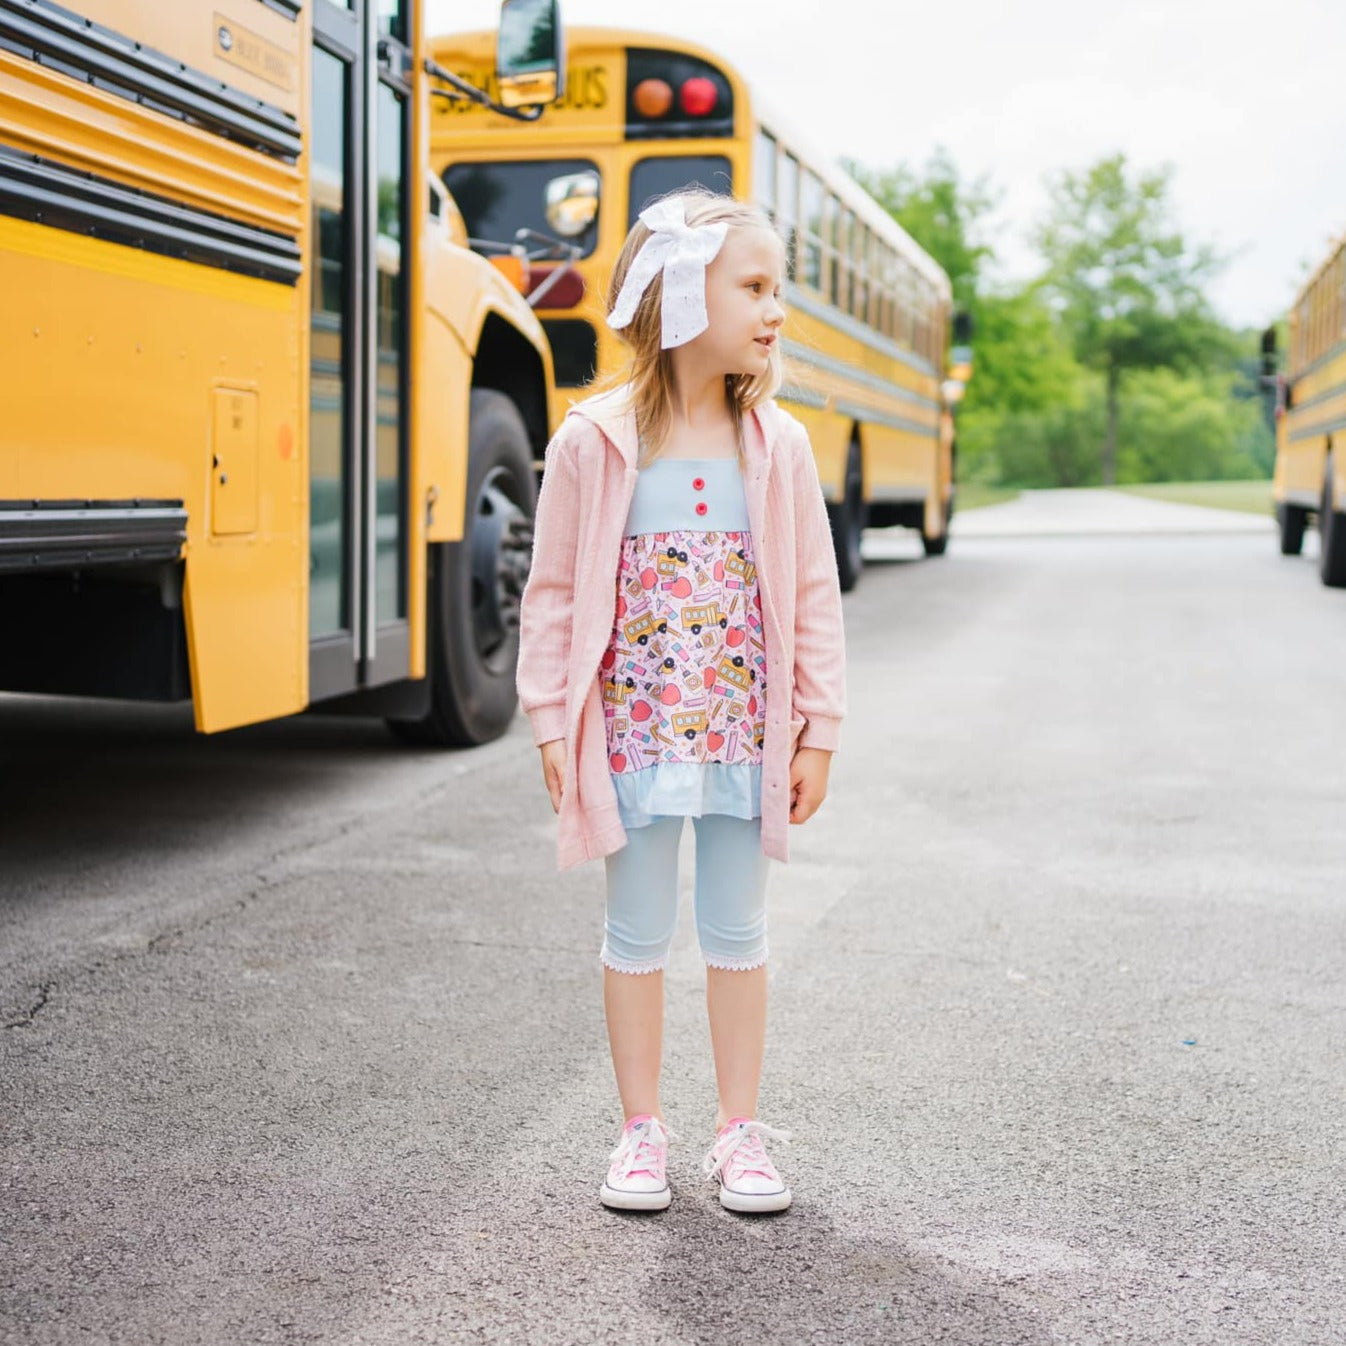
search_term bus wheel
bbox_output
[389,389,537,746]
[922,498,952,557]
[1320,455,1346,588]
[1276,502,1307,556]
[827,441,864,592]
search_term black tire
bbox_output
[1277,502,1307,556]
[827,441,864,592]
[1320,455,1346,588]
[388,389,536,746]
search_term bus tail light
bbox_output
[679,77,717,117]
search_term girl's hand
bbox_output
[539,740,566,813]
[789,746,832,825]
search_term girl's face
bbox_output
[689,225,786,377]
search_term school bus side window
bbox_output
[778,151,799,281]
[753,129,776,220]
[832,202,849,312]
[800,169,823,291]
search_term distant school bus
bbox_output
[1268,230,1346,587]
[0,0,566,742]
[427,26,972,591]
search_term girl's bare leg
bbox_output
[604,968,665,1121]
[706,964,768,1128]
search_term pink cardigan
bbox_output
[516,387,846,870]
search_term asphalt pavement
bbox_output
[2,491,1343,1345]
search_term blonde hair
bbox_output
[604,189,783,465]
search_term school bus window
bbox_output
[377,0,405,40]
[840,206,857,315]
[923,279,936,362]
[854,225,872,323]
[629,155,731,227]
[883,248,898,339]
[310,47,349,642]
[878,245,891,332]
[441,158,602,258]
[829,197,846,310]
[818,190,835,300]
[778,150,799,280]
[871,242,884,333]
[799,168,823,291]
[753,129,776,218]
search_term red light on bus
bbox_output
[526,265,586,310]
[633,78,674,118]
[680,77,718,117]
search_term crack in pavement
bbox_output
[4,980,53,1029]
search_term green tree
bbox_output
[1116,369,1271,483]
[1033,154,1232,485]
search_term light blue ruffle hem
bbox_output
[613,762,762,830]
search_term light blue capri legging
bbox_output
[602,814,771,974]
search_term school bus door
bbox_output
[308,1,412,702]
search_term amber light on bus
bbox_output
[633,78,674,118]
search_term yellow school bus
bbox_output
[427,27,970,590]
[0,0,564,741]
[1269,230,1346,586]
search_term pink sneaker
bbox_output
[600,1115,673,1211]
[703,1118,792,1212]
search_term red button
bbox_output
[695,502,708,516]
[692,476,706,491]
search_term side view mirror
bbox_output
[545,171,599,238]
[497,0,565,110]
[1260,324,1278,379]
[952,309,974,345]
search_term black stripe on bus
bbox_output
[0,499,187,574]
[0,148,301,285]
[255,0,302,18]
[0,0,301,162]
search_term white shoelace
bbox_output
[702,1120,791,1181]
[609,1118,675,1180]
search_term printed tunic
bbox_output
[602,457,768,828]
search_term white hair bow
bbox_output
[606,199,729,349]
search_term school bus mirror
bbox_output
[545,171,599,238]
[1260,324,1278,378]
[953,309,974,345]
[496,0,564,109]
[941,378,966,406]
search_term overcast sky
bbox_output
[425,0,1346,328]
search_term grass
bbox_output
[1114,480,1273,516]
[955,484,1021,512]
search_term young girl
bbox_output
[516,189,846,1214]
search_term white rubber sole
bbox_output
[600,1182,672,1211]
[717,1184,792,1213]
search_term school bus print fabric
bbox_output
[601,530,767,775]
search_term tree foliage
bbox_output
[1032,155,1235,483]
[852,148,1266,490]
